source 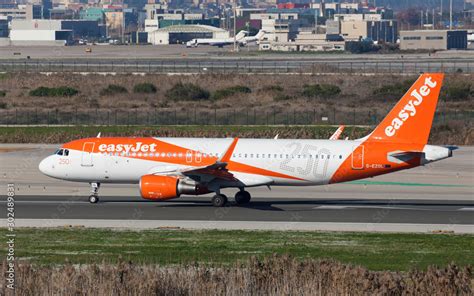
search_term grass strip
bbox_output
[0,228,472,271]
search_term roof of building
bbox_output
[154,24,226,33]
[400,29,467,33]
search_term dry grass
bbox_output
[0,73,472,117]
[1,255,472,295]
[0,72,471,144]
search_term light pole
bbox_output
[233,0,237,52]
[449,0,452,30]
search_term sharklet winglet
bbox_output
[218,137,239,163]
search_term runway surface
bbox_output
[1,144,473,232]
[1,46,474,74]
[8,196,474,224]
[2,45,474,60]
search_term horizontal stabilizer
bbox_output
[387,151,424,164]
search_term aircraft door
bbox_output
[351,145,364,170]
[81,142,95,167]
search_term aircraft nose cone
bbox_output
[39,157,53,176]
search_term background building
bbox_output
[400,30,468,50]
[0,18,8,37]
[9,19,102,45]
[148,24,228,44]
[333,14,398,43]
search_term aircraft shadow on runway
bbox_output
[99,198,474,212]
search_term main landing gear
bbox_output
[235,190,251,205]
[210,190,252,207]
[211,194,228,207]
[89,182,100,204]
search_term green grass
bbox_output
[1,228,472,271]
[0,125,370,143]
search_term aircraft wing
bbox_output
[178,138,239,182]
[329,125,345,140]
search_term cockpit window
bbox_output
[55,149,69,156]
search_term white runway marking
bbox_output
[313,205,354,210]
[312,205,453,211]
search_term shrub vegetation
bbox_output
[212,85,251,100]
[165,82,210,101]
[29,86,79,97]
[302,84,341,99]
[262,85,284,92]
[0,90,6,97]
[133,83,157,94]
[372,80,415,97]
[100,84,128,96]
[443,82,472,101]
[273,94,293,101]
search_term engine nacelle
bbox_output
[139,175,209,201]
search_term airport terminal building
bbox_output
[400,30,468,50]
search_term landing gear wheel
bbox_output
[235,190,251,205]
[211,194,228,207]
[89,195,99,204]
[89,182,100,204]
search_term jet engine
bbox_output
[139,175,209,200]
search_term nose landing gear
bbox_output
[89,182,100,203]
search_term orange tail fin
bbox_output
[367,73,444,144]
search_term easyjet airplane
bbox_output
[39,73,453,207]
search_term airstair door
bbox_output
[81,142,95,167]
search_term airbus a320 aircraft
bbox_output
[39,73,453,207]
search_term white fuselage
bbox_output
[39,138,356,186]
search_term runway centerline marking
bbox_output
[347,180,472,188]
[312,205,464,211]
[312,205,355,210]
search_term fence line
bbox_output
[0,60,473,74]
[0,108,471,126]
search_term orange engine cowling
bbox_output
[139,175,179,200]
